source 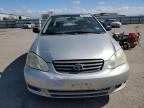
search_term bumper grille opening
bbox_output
[115,84,122,89]
[53,59,104,74]
[115,81,126,89]
[48,88,110,97]
[50,92,108,97]
[27,84,41,92]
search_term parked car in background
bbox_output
[23,22,35,29]
[24,13,129,98]
[105,19,122,28]
[99,20,112,31]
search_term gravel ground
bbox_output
[0,24,144,108]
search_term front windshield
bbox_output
[42,14,106,35]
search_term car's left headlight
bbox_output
[105,49,127,69]
[26,52,48,72]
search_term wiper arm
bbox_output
[61,31,101,34]
[41,31,105,35]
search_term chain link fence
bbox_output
[0,16,144,28]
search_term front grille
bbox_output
[53,59,104,74]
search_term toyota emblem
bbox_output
[74,64,83,71]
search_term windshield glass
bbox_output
[42,14,106,35]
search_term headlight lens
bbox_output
[26,52,48,72]
[106,49,127,69]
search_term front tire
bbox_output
[122,42,130,50]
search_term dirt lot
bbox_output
[0,24,144,108]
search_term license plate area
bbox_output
[66,81,95,90]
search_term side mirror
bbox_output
[33,27,40,33]
[105,26,112,31]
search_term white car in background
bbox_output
[23,22,35,29]
[111,21,122,28]
[105,19,122,28]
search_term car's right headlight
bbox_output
[105,49,127,69]
[26,52,48,72]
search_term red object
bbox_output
[128,32,137,42]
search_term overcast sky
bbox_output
[0,0,144,18]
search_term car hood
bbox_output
[30,33,120,62]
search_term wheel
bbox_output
[123,42,130,50]
[130,43,136,48]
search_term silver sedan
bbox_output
[24,14,129,98]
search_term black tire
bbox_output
[130,43,136,48]
[123,42,130,50]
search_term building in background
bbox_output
[0,13,31,20]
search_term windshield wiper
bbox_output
[59,31,101,34]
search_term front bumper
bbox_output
[24,63,129,98]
